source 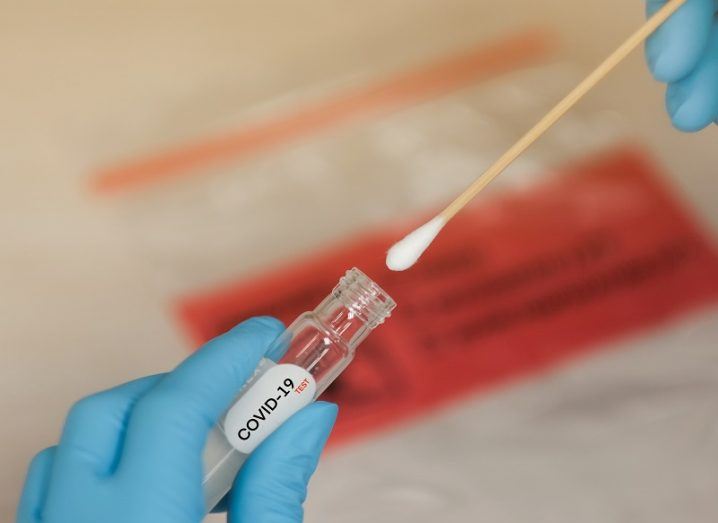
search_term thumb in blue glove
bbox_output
[646,0,718,131]
[16,317,338,523]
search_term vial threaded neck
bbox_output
[333,268,396,328]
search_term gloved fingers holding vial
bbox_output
[17,317,338,523]
[645,0,718,131]
[18,268,394,523]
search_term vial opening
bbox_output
[332,268,396,328]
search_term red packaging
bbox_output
[176,147,718,445]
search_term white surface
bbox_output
[386,216,446,271]
[303,310,718,523]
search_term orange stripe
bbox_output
[91,29,555,194]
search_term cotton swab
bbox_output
[386,0,686,272]
[386,217,446,271]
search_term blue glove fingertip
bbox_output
[222,316,285,353]
[17,447,56,523]
[666,23,718,132]
[645,0,714,82]
[227,402,338,522]
[666,83,689,119]
[669,95,718,133]
[300,401,339,450]
[231,315,285,334]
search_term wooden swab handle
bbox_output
[440,0,686,222]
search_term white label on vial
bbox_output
[223,364,317,453]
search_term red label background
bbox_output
[176,147,718,446]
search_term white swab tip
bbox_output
[386,216,446,271]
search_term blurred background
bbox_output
[2,1,718,522]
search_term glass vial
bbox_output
[202,267,396,510]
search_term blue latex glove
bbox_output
[16,317,338,523]
[646,0,718,131]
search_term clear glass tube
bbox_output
[202,267,396,510]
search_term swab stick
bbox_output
[386,0,686,271]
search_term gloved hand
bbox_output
[16,317,338,523]
[646,0,718,131]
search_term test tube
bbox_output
[202,267,396,510]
